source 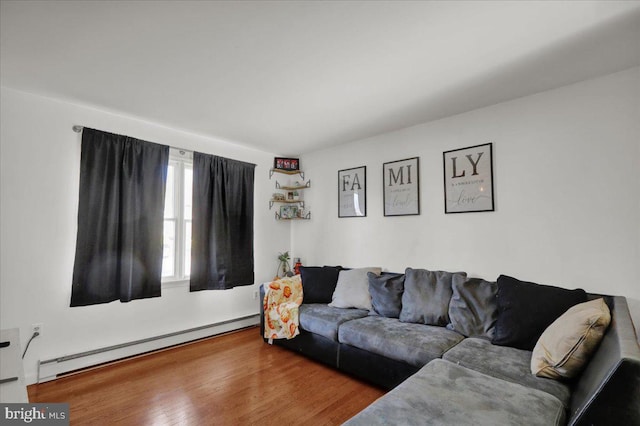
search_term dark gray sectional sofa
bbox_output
[260,269,640,425]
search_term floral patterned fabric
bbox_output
[264,275,304,341]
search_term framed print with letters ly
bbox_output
[443,143,494,213]
[338,166,366,217]
[383,157,420,216]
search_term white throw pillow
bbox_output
[329,267,382,310]
[531,298,611,380]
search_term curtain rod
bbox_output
[72,125,193,155]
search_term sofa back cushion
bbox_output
[368,272,405,318]
[299,266,342,304]
[399,268,466,326]
[329,267,382,310]
[447,278,498,339]
[492,274,588,351]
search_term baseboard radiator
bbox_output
[37,314,260,383]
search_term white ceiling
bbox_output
[2,1,639,155]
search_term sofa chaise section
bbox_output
[443,337,571,406]
[343,295,640,426]
[344,359,566,426]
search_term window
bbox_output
[162,149,193,282]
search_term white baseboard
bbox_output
[37,314,259,383]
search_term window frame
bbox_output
[162,149,193,287]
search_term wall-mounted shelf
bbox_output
[275,180,311,190]
[270,167,311,221]
[270,169,305,180]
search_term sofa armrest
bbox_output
[568,296,640,425]
[259,284,266,339]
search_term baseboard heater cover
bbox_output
[37,314,259,383]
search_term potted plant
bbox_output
[275,251,292,279]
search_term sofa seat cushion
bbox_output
[338,316,464,367]
[344,359,566,426]
[299,304,368,341]
[443,337,570,406]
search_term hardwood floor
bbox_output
[28,327,384,425]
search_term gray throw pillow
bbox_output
[368,272,405,318]
[447,278,498,339]
[399,268,466,326]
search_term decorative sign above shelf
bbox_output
[274,157,300,171]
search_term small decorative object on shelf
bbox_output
[276,208,311,220]
[279,205,298,219]
[293,258,302,275]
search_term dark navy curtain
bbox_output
[70,128,169,306]
[190,152,255,291]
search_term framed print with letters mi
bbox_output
[443,143,494,213]
[383,157,420,216]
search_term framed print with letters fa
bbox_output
[338,166,366,217]
[443,143,494,213]
[383,157,420,216]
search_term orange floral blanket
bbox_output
[263,275,303,342]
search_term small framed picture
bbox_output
[280,205,298,219]
[383,157,420,216]
[443,143,494,213]
[274,157,300,171]
[338,166,366,217]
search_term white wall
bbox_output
[0,88,290,384]
[2,67,639,385]
[293,68,640,320]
